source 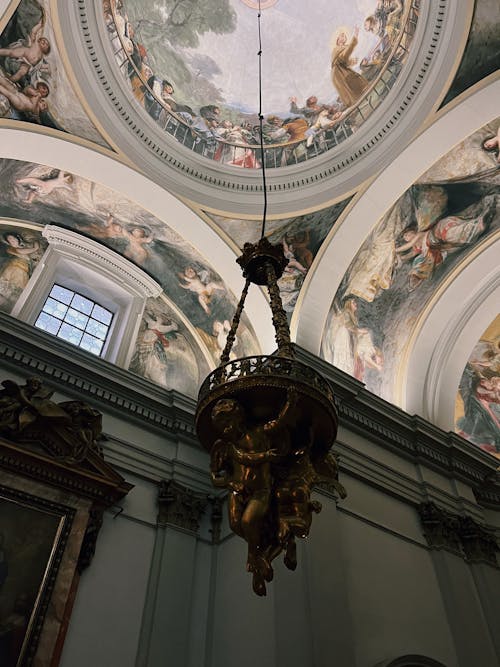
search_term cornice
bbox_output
[59,0,470,215]
[1,317,499,510]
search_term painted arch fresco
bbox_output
[455,316,500,458]
[321,119,500,422]
[0,159,260,395]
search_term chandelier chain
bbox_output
[219,278,251,365]
[257,0,268,240]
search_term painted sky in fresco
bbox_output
[321,119,500,401]
[123,0,405,114]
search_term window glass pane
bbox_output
[36,285,113,357]
[91,304,112,325]
[86,318,109,340]
[58,322,83,346]
[42,297,68,319]
[71,293,93,315]
[34,312,61,335]
[80,333,104,356]
[65,307,89,330]
[50,284,73,304]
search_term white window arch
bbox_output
[11,225,162,367]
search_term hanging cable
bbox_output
[257,0,268,240]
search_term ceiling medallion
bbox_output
[240,0,278,9]
[195,3,346,597]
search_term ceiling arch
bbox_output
[403,243,499,429]
[295,78,499,357]
[0,126,276,353]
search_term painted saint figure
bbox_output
[331,27,369,108]
[0,232,42,312]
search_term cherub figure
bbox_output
[123,226,154,265]
[16,168,73,203]
[282,238,308,274]
[0,77,49,120]
[0,16,51,83]
[78,213,124,240]
[210,388,298,595]
[178,266,224,315]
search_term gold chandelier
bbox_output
[195,2,345,597]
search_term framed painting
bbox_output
[0,485,74,667]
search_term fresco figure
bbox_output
[178,266,224,315]
[16,168,74,203]
[331,27,369,108]
[323,297,382,382]
[0,77,49,120]
[131,312,179,387]
[0,13,50,84]
[457,340,500,456]
[395,196,496,290]
[0,232,42,312]
[122,226,154,265]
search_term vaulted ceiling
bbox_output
[0,0,498,455]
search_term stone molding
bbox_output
[418,502,499,566]
[157,479,208,534]
[1,318,500,511]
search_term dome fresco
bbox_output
[105,0,419,168]
[455,315,500,458]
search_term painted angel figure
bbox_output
[16,168,74,204]
[178,266,225,315]
[0,12,51,84]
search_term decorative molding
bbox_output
[458,515,499,567]
[42,226,162,298]
[157,479,207,534]
[418,502,499,567]
[418,502,462,554]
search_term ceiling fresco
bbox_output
[206,198,351,316]
[442,0,500,107]
[0,0,109,147]
[105,0,419,168]
[0,222,208,396]
[321,119,500,401]
[0,159,260,366]
[455,315,500,458]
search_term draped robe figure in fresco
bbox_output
[0,232,42,313]
[331,28,369,108]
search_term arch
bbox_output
[0,126,275,354]
[375,655,448,667]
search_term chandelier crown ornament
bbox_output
[195,1,346,597]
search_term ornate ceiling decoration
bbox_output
[60,0,471,214]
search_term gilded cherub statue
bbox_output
[210,388,298,595]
